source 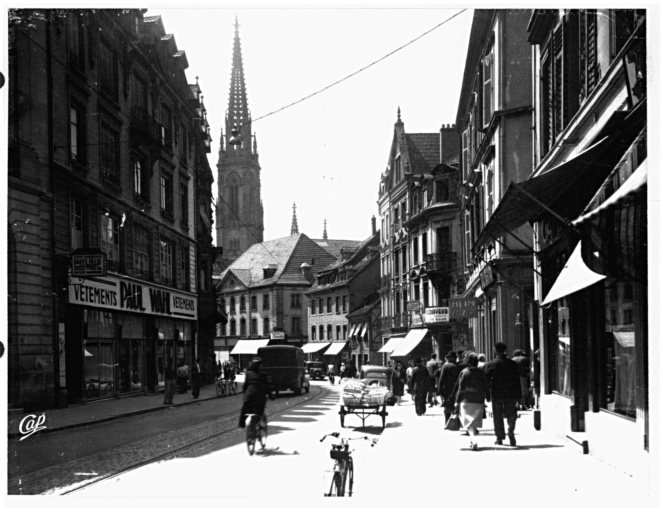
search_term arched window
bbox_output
[319,325,324,340]
[311,326,316,341]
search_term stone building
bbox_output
[7,9,214,410]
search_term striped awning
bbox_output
[230,338,270,355]
[324,342,348,356]
[390,329,428,358]
[301,342,331,354]
[378,336,405,353]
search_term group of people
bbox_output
[393,343,531,451]
[162,358,204,405]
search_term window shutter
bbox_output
[586,11,598,94]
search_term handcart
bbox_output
[339,403,388,428]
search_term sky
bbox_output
[147,2,474,244]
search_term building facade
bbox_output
[456,9,535,359]
[377,110,461,363]
[306,221,381,368]
[214,233,337,368]
[7,9,213,410]
[215,18,264,262]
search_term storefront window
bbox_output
[156,318,175,389]
[550,298,572,396]
[84,310,117,400]
[603,280,637,418]
[119,314,144,394]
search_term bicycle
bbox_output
[245,413,267,455]
[320,432,376,497]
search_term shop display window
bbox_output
[84,310,117,400]
[119,314,144,394]
[548,298,572,396]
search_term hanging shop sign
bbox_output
[71,249,107,277]
[270,331,286,340]
[68,272,197,320]
[449,298,478,319]
[424,306,449,325]
[407,300,422,312]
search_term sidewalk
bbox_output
[7,376,245,438]
[357,395,655,507]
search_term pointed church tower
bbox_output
[216,17,264,260]
[290,203,299,235]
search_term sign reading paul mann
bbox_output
[68,273,197,320]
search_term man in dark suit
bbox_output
[410,358,431,416]
[191,358,202,399]
[437,351,461,422]
[484,342,522,446]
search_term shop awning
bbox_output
[323,342,348,356]
[301,342,331,354]
[390,328,429,358]
[378,336,405,353]
[349,324,359,337]
[359,323,368,338]
[613,331,635,348]
[541,242,606,306]
[474,136,612,251]
[230,338,270,355]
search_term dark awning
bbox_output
[473,136,611,251]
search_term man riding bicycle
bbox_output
[238,357,273,428]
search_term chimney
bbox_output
[371,215,376,235]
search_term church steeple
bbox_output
[226,16,252,151]
[216,17,264,261]
[291,203,299,235]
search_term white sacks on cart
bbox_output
[340,378,389,407]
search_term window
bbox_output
[327,324,332,341]
[240,318,246,337]
[230,297,235,314]
[393,205,399,229]
[423,280,429,308]
[486,159,495,217]
[180,245,189,290]
[100,125,119,185]
[343,325,348,339]
[199,263,209,292]
[263,294,270,310]
[100,214,119,263]
[335,297,340,314]
[133,225,150,278]
[251,318,257,335]
[422,232,428,258]
[436,178,450,203]
[311,326,316,341]
[461,130,470,182]
[342,295,347,313]
[327,297,332,313]
[180,181,189,227]
[291,317,301,335]
[71,196,83,249]
[291,293,301,309]
[159,239,174,286]
[68,12,85,70]
[482,44,494,128]
[263,318,270,336]
[336,325,341,341]
[99,39,118,100]
[413,237,419,265]
[240,296,246,312]
[160,104,173,151]
[160,171,174,217]
[230,319,236,336]
[319,325,324,340]
[70,103,86,164]
[401,248,407,278]
[133,159,149,202]
[319,298,324,314]
[311,299,317,315]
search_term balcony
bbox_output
[424,252,457,275]
[129,107,162,148]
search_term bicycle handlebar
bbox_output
[320,433,377,446]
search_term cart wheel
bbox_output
[339,406,346,427]
[381,406,388,428]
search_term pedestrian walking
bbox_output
[176,360,189,393]
[484,342,522,446]
[191,358,202,399]
[406,359,415,399]
[437,351,461,422]
[426,353,440,406]
[454,352,488,451]
[477,353,487,370]
[327,363,336,384]
[512,349,531,410]
[410,358,431,416]
[163,359,176,405]
[391,361,407,405]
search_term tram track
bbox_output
[9,385,329,495]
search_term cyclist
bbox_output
[238,357,273,428]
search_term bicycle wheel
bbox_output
[347,458,354,497]
[257,416,267,449]
[245,419,256,455]
[332,471,344,497]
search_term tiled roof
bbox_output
[406,133,441,175]
[219,233,337,288]
[313,238,361,259]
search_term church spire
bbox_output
[291,203,299,235]
[227,16,251,149]
[323,219,328,241]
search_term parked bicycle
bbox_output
[216,376,238,397]
[320,432,376,497]
[245,413,267,455]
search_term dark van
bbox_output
[257,345,309,395]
